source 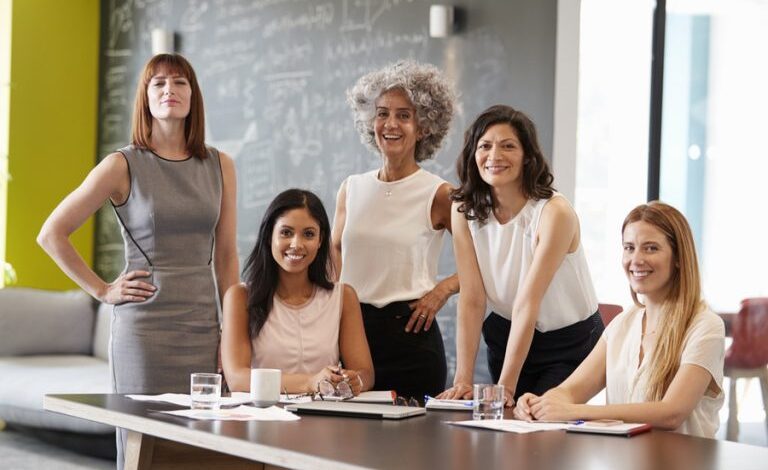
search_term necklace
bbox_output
[641,309,657,337]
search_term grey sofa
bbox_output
[0,287,113,440]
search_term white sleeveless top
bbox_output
[468,194,597,332]
[250,283,343,374]
[340,169,446,307]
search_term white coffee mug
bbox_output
[250,368,281,406]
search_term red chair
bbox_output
[598,303,623,327]
[724,297,768,441]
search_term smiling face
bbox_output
[147,66,192,121]
[373,88,422,161]
[271,207,322,275]
[622,220,676,305]
[474,123,525,189]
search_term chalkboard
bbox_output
[95,0,558,385]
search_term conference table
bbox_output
[44,394,768,470]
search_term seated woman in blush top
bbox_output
[514,202,725,438]
[222,189,374,395]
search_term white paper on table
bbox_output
[128,393,255,407]
[425,398,474,411]
[448,419,569,433]
[278,394,314,404]
[161,405,301,421]
[127,393,192,406]
[211,391,313,405]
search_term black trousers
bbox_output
[361,301,447,399]
[483,311,604,400]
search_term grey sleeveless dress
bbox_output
[111,145,222,467]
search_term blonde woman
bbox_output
[514,202,725,438]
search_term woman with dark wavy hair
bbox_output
[332,60,458,399]
[222,189,373,395]
[439,105,602,406]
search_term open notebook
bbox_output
[566,421,652,437]
[284,400,425,419]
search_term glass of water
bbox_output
[190,373,221,410]
[473,384,504,420]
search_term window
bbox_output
[660,0,768,311]
[574,0,655,306]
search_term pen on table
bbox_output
[529,419,585,425]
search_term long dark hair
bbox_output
[451,105,554,222]
[242,189,334,337]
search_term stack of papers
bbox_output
[349,391,396,403]
[425,397,473,411]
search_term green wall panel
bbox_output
[6,0,99,289]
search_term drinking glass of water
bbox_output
[190,372,222,410]
[473,384,504,420]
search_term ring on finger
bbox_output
[418,314,427,319]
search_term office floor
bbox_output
[0,425,113,470]
[0,378,765,470]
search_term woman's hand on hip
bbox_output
[406,285,451,333]
[101,270,155,304]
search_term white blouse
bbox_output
[340,169,446,307]
[604,306,725,438]
[251,283,343,374]
[468,194,598,332]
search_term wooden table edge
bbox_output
[44,394,372,470]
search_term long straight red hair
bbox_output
[130,53,207,159]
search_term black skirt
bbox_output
[483,311,604,399]
[361,301,447,400]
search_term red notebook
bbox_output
[566,420,652,437]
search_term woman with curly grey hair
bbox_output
[331,60,458,399]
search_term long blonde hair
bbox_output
[622,201,705,401]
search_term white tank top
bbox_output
[250,283,343,374]
[340,169,446,307]
[468,194,598,332]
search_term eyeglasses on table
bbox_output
[317,378,354,400]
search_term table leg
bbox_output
[124,431,155,470]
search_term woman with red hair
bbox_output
[38,54,238,466]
